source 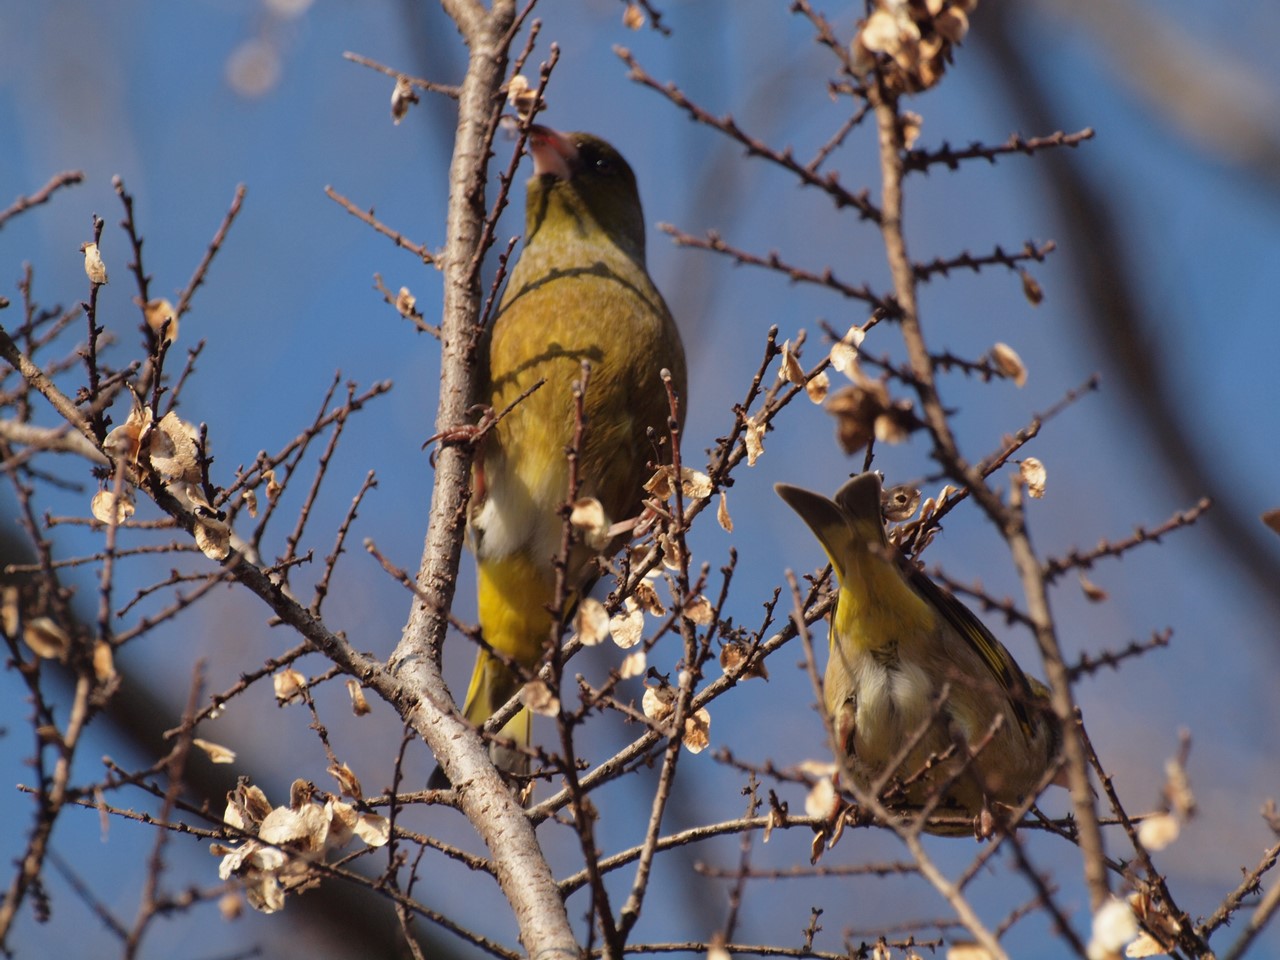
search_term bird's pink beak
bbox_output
[528,126,578,180]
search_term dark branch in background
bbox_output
[0,171,85,230]
[979,0,1280,632]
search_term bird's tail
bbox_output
[774,473,885,583]
[429,553,553,789]
[460,647,534,778]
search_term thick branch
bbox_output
[387,3,578,957]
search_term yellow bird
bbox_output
[775,472,1061,832]
[443,126,686,783]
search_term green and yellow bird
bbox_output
[775,473,1061,832]
[448,126,687,782]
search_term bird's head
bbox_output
[524,126,647,265]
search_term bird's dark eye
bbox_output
[594,156,612,173]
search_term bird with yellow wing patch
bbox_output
[776,472,1063,834]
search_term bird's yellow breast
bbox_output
[831,552,936,657]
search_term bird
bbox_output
[433,126,687,788]
[775,472,1061,833]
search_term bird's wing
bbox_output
[906,567,1036,738]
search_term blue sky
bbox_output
[1,1,1278,957]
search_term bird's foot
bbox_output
[423,405,496,451]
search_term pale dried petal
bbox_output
[24,616,70,660]
[194,739,237,764]
[1090,897,1140,957]
[873,407,913,444]
[805,775,838,819]
[246,872,286,914]
[946,946,995,960]
[684,595,713,625]
[270,803,330,856]
[850,33,876,76]
[505,73,535,118]
[901,110,923,149]
[326,800,357,849]
[91,488,135,525]
[574,597,609,646]
[743,415,765,466]
[679,467,713,501]
[778,339,805,385]
[806,369,830,404]
[148,411,202,483]
[217,840,261,879]
[682,707,711,754]
[226,783,272,828]
[991,342,1027,387]
[103,399,153,464]
[935,7,969,42]
[1137,812,1180,852]
[1125,932,1168,958]
[860,9,905,55]
[826,383,915,454]
[1020,457,1047,499]
[657,532,683,571]
[242,488,259,518]
[328,762,363,801]
[642,683,675,722]
[82,241,108,284]
[394,286,417,318]
[569,497,611,550]
[632,579,666,616]
[643,465,674,500]
[1164,755,1196,819]
[520,679,560,717]
[619,650,646,679]
[1020,270,1045,306]
[265,469,282,501]
[92,640,117,682]
[274,668,307,704]
[391,75,418,124]
[219,891,243,921]
[351,810,390,847]
[720,640,768,680]
[195,516,232,561]
[609,597,644,649]
[829,326,866,377]
[346,679,371,716]
[144,298,178,344]
[1079,572,1109,603]
[717,491,733,532]
[2,585,19,638]
[622,2,645,30]
[227,37,281,98]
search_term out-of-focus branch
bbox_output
[0,171,84,230]
[1037,0,1280,189]
[979,0,1280,631]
